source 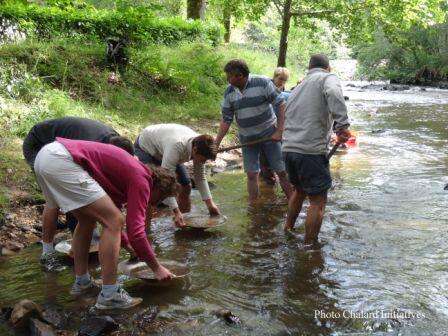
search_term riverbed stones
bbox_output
[10,299,43,329]
[213,309,241,325]
[78,316,119,336]
[30,318,56,336]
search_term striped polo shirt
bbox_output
[221,75,283,142]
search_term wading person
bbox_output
[215,59,292,202]
[135,124,220,227]
[260,67,292,185]
[282,54,351,245]
[22,117,134,268]
[34,138,177,309]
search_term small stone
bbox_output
[6,241,24,252]
[134,307,158,332]
[42,308,65,329]
[29,318,56,336]
[1,247,16,256]
[78,316,119,336]
[0,306,13,321]
[10,300,43,329]
[213,309,241,325]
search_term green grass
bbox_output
[0,38,290,212]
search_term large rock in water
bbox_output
[78,316,119,336]
[29,318,56,336]
[10,300,43,329]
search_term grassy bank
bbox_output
[0,38,291,215]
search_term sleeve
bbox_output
[323,75,350,131]
[221,90,234,124]
[193,162,212,201]
[265,79,280,104]
[273,92,287,118]
[160,146,180,210]
[125,178,157,266]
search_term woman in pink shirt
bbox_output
[34,137,179,310]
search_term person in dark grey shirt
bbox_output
[23,116,134,167]
[22,117,134,268]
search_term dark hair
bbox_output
[108,136,135,155]
[309,54,330,70]
[224,59,250,77]
[192,135,217,161]
[148,165,179,199]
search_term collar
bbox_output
[233,74,251,93]
[307,68,329,76]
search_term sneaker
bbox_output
[70,279,100,296]
[40,252,65,272]
[94,287,142,310]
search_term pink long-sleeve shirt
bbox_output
[56,137,157,265]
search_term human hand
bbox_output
[271,129,283,142]
[173,210,186,228]
[336,129,351,144]
[206,200,221,216]
[154,264,174,281]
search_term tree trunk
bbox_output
[187,0,206,20]
[277,0,292,67]
[223,6,231,43]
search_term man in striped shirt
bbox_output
[215,59,292,202]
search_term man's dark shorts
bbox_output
[283,152,332,195]
[134,137,191,186]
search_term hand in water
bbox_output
[173,212,186,228]
[154,265,174,281]
[205,199,220,216]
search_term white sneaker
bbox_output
[70,279,100,296]
[94,287,142,310]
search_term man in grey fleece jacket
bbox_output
[282,54,351,245]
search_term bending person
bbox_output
[22,117,134,268]
[135,124,219,227]
[34,138,177,310]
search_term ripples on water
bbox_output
[1,84,448,335]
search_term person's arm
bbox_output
[324,75,351,143]
[161,146,186,227]
[126,180,173,280]
[193,162,220,216]
[265,79,284,141]
[215,91,234,147]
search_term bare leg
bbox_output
[42,206,59,244]
[247,172,259,203]
[276,171,293,199]
[71,195,123,285]
[177,184,192,213]
[71,213,95,277]
[284,188,306,231]
[304,193,327,245]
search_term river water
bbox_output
[1,84,448,335]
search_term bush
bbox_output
[0,2,223,45]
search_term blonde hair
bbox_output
[273,67,290,80]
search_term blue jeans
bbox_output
[242,140,285,173]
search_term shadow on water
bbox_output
[1,85,448,334]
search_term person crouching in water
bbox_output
[282,54,351,246]
[34,137,178,309]
[22,117,135,269]
[135,124,220,228]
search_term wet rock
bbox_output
[420,87,427,91]
[78,316,119,336]
[133,307,159,333]
[30,318,56,336]
[346,83,357,87]
[213,309,241,325]
[10,300,43,329]
[0,306,13,321]
[5,241,24,252]
[439,83,448,89]
[382,84,410,91]
[42,308,65,329]
[56,331,75,336]
[444,183,448,190]
[361,84,383,90]
[371,129,386,134]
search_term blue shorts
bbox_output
[134,138,191,186]
[242,139,285,173]
[284,152,332,195]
